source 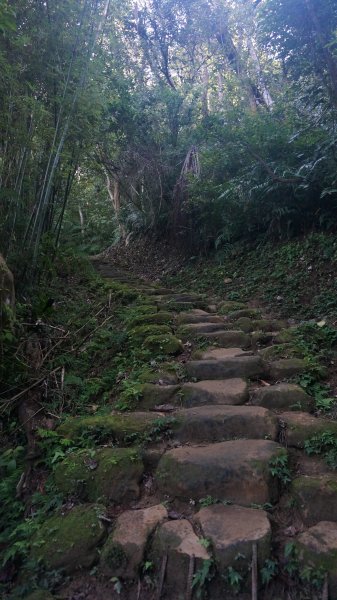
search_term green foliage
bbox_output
[192,559,214,598]
[305,431,337,469]
[226,566,243,590]
[260,559,278,585]
[269,452,292,486]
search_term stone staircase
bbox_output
[32,262,337,600]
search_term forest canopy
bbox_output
[1,0,337,265]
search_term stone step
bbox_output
[292,475,337,526]
[250,383,312,411]
[173,405,278,443]
[296,522,337,597]
[177,313,223,325]
[195,330,250,348]
[185,355,264,380]
[195,504,271,571]
[179,322,226,335]
[267,358,307,380]
[181,379,248,407]
[150,519,210,594]
[156,439,285,505]
[200,347,251,360]
[279,411,337,448]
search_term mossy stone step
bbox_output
[30,504,107,573]
[280,411,337,448]
[195,330,250,348]
[57,412,171,443]
[54,447,143,503]
[143,333,184,355]
[177,313,223,325]
[195,504,271,571]
[296,522,337,599]
[267,358,307,380]
[181,379,248,407]
[177,322,226,336]
[227,308,262,320]
[100,504,167,579]
[218,301,247,314]
[156,439,285,505]
[292,475,337,526]
[173,405,277,443]
[199,347,251,360]
[127,311,173,328]
[150,520,210,594]
[250,383,312,411]
[138,383,180,409]
[185,355,264,380]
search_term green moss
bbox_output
[274,329,296,343]
[100,538,128,573]
[54,447,143,503]
[228,308,262,320]
[143,334,183,355]
[25,592,55,600]
[259,344,301,361]
[57,413,160,443]
[128,311,173,329]
[129,324,171,342]
[218,301,247,315]
[30,504,106,573]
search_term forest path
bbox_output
[55,260,337,600]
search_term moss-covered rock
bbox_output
[274,328,297,344]
[281,412,337,448]
[138,383,180,409]
[228,308,262,320]
[296,522,337,598]
[57,412,163,443]
[292,475,337,526]
[218,301,247,315]
[258,343,301,361]
[143,334,183,355]
[128,311,173,329]
[54,447,144,503]
[129,324,172,342]
[268,358,307,380]
[30,504,106,573]
[253,319,288,332]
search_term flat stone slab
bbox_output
[151,520,210,592]
[179,322,226,335]
[156,440,284,505]
[280,411,337,448]
[200,348,251,360]
[173,405,278,443]
[296,522,337,598]
[177,313,223,325]
[195,330,250,348]
[250,383,312,411]
[181,379,248,407]
[268,359,307,381]
[185,356,264,380]
[100,504,167,578]
[292,475,337,526]
[139,383,180,410]
[195,504,271,570]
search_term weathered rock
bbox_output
[228,308,262,320]
[151,520,210,594]
[181,379,248,407]
[100,504,167,578]
[178,322,226,336]
[173,405,278,443]
[129,324,172,342]
[254,319,288,332]
[251,331,276,349]
[197,330,250,348]
[235,317,255,333]
[177,313,223,325]
[156,440,284,505]
[195,504,271,570]
[185,355,264,380]
[250,383,312,411]
[296,522,337,599]
[218,301,247,315]
[292,475,337,526]
[58,412,166,443]
[128,311,173,328]
[54,447,144,503]
[268,358,307,381]
[143,333,184,355]
[274,328,296,344]
[280,412,337,448]
[199,347,250,360]
[30,504,106,573]
[139,383,180,409]
[259,344,299,361]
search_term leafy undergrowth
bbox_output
[165,232,337,321]
[0,251,180,597]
